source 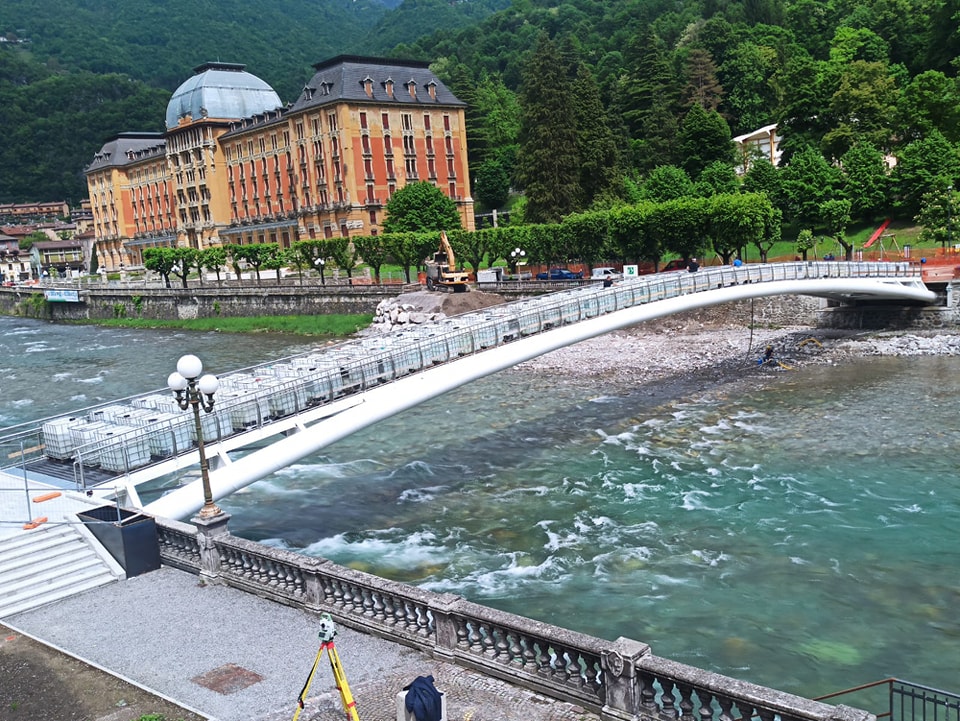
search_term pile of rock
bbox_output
[365,298,446,334]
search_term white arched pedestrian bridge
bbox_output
[0,261,936,520]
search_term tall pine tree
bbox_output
[516,35,582,223]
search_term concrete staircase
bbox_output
[0,522,123,618]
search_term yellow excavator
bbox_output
[424,231,471,293]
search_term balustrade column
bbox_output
[430,594,464,661]
[193,511,231,583]
[601,637,651,721]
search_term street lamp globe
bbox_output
[177,354,203,379]
[167,372,188,392]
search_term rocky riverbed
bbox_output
[370,290,960,390]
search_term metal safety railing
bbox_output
[0,261,924,490]
[816,678,960,721]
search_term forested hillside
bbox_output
[1,0,958,231]
[0,0,508,203]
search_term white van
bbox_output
[591,267,622,281]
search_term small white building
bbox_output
[733,123,781,174]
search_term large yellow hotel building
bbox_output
[86,56,474,271]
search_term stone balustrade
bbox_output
[154,514,874,721]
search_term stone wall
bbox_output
[2,281,957,330]
[0,283,417,321]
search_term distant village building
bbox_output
[0,201,70,221]
[0,233,33,283]
[85,56,474,272]
[32,239,85,278]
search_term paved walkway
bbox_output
[6,567,599,721]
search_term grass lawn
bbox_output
[73,314,374,336]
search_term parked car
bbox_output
[659,259,689,272]
[536,268,584,280]
[590,267,623,281]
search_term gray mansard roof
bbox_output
[85,132,166,173]
[290,55,466,112]
[165,62,282,129]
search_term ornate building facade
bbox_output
[86,57,473,271]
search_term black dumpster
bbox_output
[77,506,161,578]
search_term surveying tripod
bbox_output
[292,613,360,721]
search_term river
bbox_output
[1,315,957,699]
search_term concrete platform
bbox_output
[6,566,598,721]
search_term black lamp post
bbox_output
[315,257,326,285]
[167,354,222,519]
[511,247,525,281]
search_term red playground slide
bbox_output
[863,218,891,248]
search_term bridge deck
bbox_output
[0,261,931,505]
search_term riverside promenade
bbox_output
[6,566,597,721]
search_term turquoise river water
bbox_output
[1,316,957,699]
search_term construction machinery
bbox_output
[424,231,470,292]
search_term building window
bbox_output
[381,112,390,130]
[359,112,368,129]
[443,114,451,131]
[423,114,431,131]
[401,114,413,131]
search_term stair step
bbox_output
[0,572,117,618]
[0,524,76,558]
[4,555,106,595]
[1,564,116,612]
[0,534,88,576]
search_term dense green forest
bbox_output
[1,0,958,240]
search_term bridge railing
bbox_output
[1,261,922,488]
[153,514,875,721]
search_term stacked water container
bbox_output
[69,420,114,467]
[41,416,84,460]
[96,423,151,472]
[134,410,192,457]
[216,374,270,430]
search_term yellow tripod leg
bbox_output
[292,644,326,721]
[328,643,360,721]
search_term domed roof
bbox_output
[165,62,282,129]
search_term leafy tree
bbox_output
[384,232,433,283]
[472,160,510,211]
[642,165,695,202]
[896,70,960,143]
[327,237,360,280]
[720,41,778,133]
[779,146,842,227]
[708,194,774,263]
[143,247,178,288]
[382,182,462,233]
[649,197,710,262]
[462,73,521,171]
[820,198,854,260]
[262,248,287,285]
[516,35,581,223]
[608,202,658,266]
[891,131,960,216]
[560,211,609,268]
[795,228,819,260]
[231,243,279,284]
[696,160,741,196]
[353,235,389,284]
[821,61,898,160]
[741,158,782,209]
[916,187,960,250]
[839,142,890,222]
[170,247,198,288]
[200,246,227,284]
[447,227,489,273]
[677,104,735,179]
